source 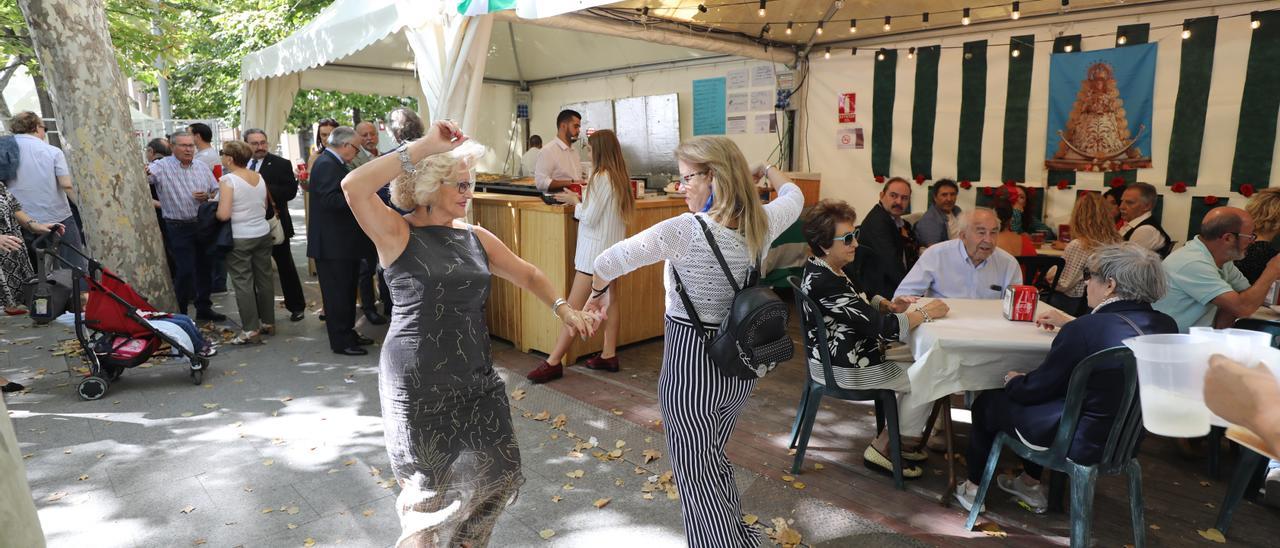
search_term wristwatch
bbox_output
[395,143,416,174]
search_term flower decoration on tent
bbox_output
[874,175,886,184]
[1204,195,1220,206]
[959,180,972,190]
[1171,182,1187,193]
[1240,184,1256,198]
[1110,176,1127,188]
[982,187,994,196]
[1056,179,1070,190]
[1026,187,1038,197]
[1004,179,1018,187]
[914,174,927,184]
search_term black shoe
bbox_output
[289,311,305,322]
[333,346,368,356]
[2,382,25,393]
[354,334,375,346]
[196,310,227,322]
[363,310,388,325]
[318,313,326,322]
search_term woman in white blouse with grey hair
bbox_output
[584,136,803,547]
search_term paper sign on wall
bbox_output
[749,90,773,111]
[838,92,856,123]
[692,77,727,135]
[727,68,748,90]
[751,65,775,87]
[727,116,748,134]
[727,92,749,114]
[837,127,864,149]
[753,113,777,134]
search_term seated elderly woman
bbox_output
[800,200,950,478]
[954,242,1177,513]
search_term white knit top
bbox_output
[593,183,804,324]
[573,172,628,274]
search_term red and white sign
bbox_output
[838,92,856,123]
[1003,285,1039,322]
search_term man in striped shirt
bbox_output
[148,131,225,321]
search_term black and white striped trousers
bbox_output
[661,316,761,548]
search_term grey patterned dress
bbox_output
[0,187,35,309]
[379,224,522,547]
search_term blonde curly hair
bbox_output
[390,141,487,210]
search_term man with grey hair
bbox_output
[1119,182,1173,257]
[895,207,1022,299]
[307,126,375,355]
[1154,206,1280,332]
[351,121,380,168]
[244,128,306,321]
[349,121,389,324]
[4,111,86,271]
[150,130,223,320]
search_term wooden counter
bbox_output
[472,192,687,364]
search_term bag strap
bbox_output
[1114,313,1145,337]
[693,215,764,292]
[670,265,710,341]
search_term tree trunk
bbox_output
[18,0,175,310]
[29,69,61,148]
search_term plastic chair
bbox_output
[1209,317,1280,536]
[786,276,908,490]
[1017,255,1066,295]
[965,347,1145,548]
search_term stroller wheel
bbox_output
[191,370,204,385]
[105,366,124,382]
[77,376,109,401]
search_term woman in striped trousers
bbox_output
[585,136,805,546]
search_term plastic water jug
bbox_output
[1123,334,1215,438]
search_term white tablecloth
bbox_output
[902,298,1059,410]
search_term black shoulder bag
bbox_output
[671,216,794,380]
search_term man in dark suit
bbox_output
[850,177,919,300]
[244,128,306,322]
[306,126,374,355]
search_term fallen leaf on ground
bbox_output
[562,483,574,490]
[45,492,68,502]
[285,506,300,515]
[550,495,562,503]
[539,529,555,539]
[593,498,611,509]
[615,478,625,486]
[261,508,274,514]
[532,411,550,421]
[180,412,194,417]
[180,505,196,514]
[1198,528,1226,543]
[280,396,293,402]
[287,523,298,529]
[262,459,274,466]
[791,482,805,489]
[615,440,626,449]
[77,474,89,481]
[201,403,218,409]
[551,414,567,429]
[63,449,72,455]
[303,538,316,547]
[566,469,585,479]
[369,466,381,477]
[977,522,1007,538]
[243,487,254,493]
[611,409,624,416]
[1199,480,1211,487]
[743,514,759,525]
[642,493,655,500]
[193,539,206,546]
[814,463,824,470]
[343,459,357,466]
[361,509,374,517]
[1149,524,1161,530]
[787,448,797,456]
[780,475,795,482]
[510,389,526,400]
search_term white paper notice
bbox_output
[727,68,749,90]
[837,127,859,149]
[751,65,775,87]
[727,92,749,114]
[753,113,776,134]
[749,90,773,111]
[727,116,748,134]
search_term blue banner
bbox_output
[1045,43,1157,172]
[692,77,727,136]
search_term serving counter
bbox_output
[471,192,688,364]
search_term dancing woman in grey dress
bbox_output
[342,121,598,547]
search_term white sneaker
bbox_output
[1265,467,1280,508]
[953,483,985,513]
[997,474,1048,512]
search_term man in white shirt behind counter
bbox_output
[534,109,586,193]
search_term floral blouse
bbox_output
[800,257,911,390]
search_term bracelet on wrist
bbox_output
[551,298,569,320]
[919,308,933,323]
[591,284,610,297]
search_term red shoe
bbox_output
[584,355,620,372]
[526,362,563,384]
[4,308,28,316]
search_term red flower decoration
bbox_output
[982,187,994,196]
[874,175,886,184]
[959,180,972,189]
[1026,187,1037,197]
[1110,177,1126,188]
[915,174,926,184]
[1241,184,1256,198]
[1056,179,1069,190]
[1171,182,1187,193]
[1004,179,1017,187]
[1205,195,1220,206]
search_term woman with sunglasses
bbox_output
[798,199,949,479]
[340,121,599,546]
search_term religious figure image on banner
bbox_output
[1045,43,1156,172]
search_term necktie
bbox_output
[250,159,259,171]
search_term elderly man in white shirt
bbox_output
[519,135,542,177]
[1118,182,1173,257]
[894,207,1022,300]
[534,109,586,193]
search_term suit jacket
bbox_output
[256,153,299,238]
[306,151,374,261]
[1003,300,1177,465]
[850,203,919,300]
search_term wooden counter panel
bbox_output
[471,197,527,344]
[518,208,577,353]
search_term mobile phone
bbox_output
[540,193,560,205]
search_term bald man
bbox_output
[1154,207,1280,331]
[350,121,379,168]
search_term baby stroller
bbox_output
[25,231,211,400]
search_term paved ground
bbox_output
[1,229,926,547]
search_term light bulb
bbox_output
[786,21,793,35]
[757,0,766,17]
[1181,28,1191,39]
[877,49,886,61]
[1011,48,1021,58]
[1251,12,1261,29]
[884,16,891,31]
[824,47,831,59]
[908,47,915,59]
[1117,34,1127,45]
[816,21,824,35]
[849,19,857,34]
[1064,43,1073,52]
[962,8,971,26]
[1011,2,1020,20]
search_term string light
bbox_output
[1011,2,1020,20]
[816,21,824,35]
[877,48,886,61]
[785,21,793,34]
[824,47,831,59]
[1116,32,1127,45]
[1011,47,1021,58]
[1251,11,1261,29]
[1181,22,1192,39]
[908,47,915,59]
[757,0,766,17]
[884,15,892,31]
[962,8,971,25]
[849,18,857,34]
[1064,43,1073,52]
[697,3,707,14]
[923,12,929,25]
[851,47,858,55]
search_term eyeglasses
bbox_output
[832,228,859,246]
[679,170,709,184]
[1231,232,1259,243]
[444,180,473,193]
[1082,267,1092,281]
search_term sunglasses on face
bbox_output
[833,229,859,246]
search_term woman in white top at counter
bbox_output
[583,136,804,547]
[527,129,636,383]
